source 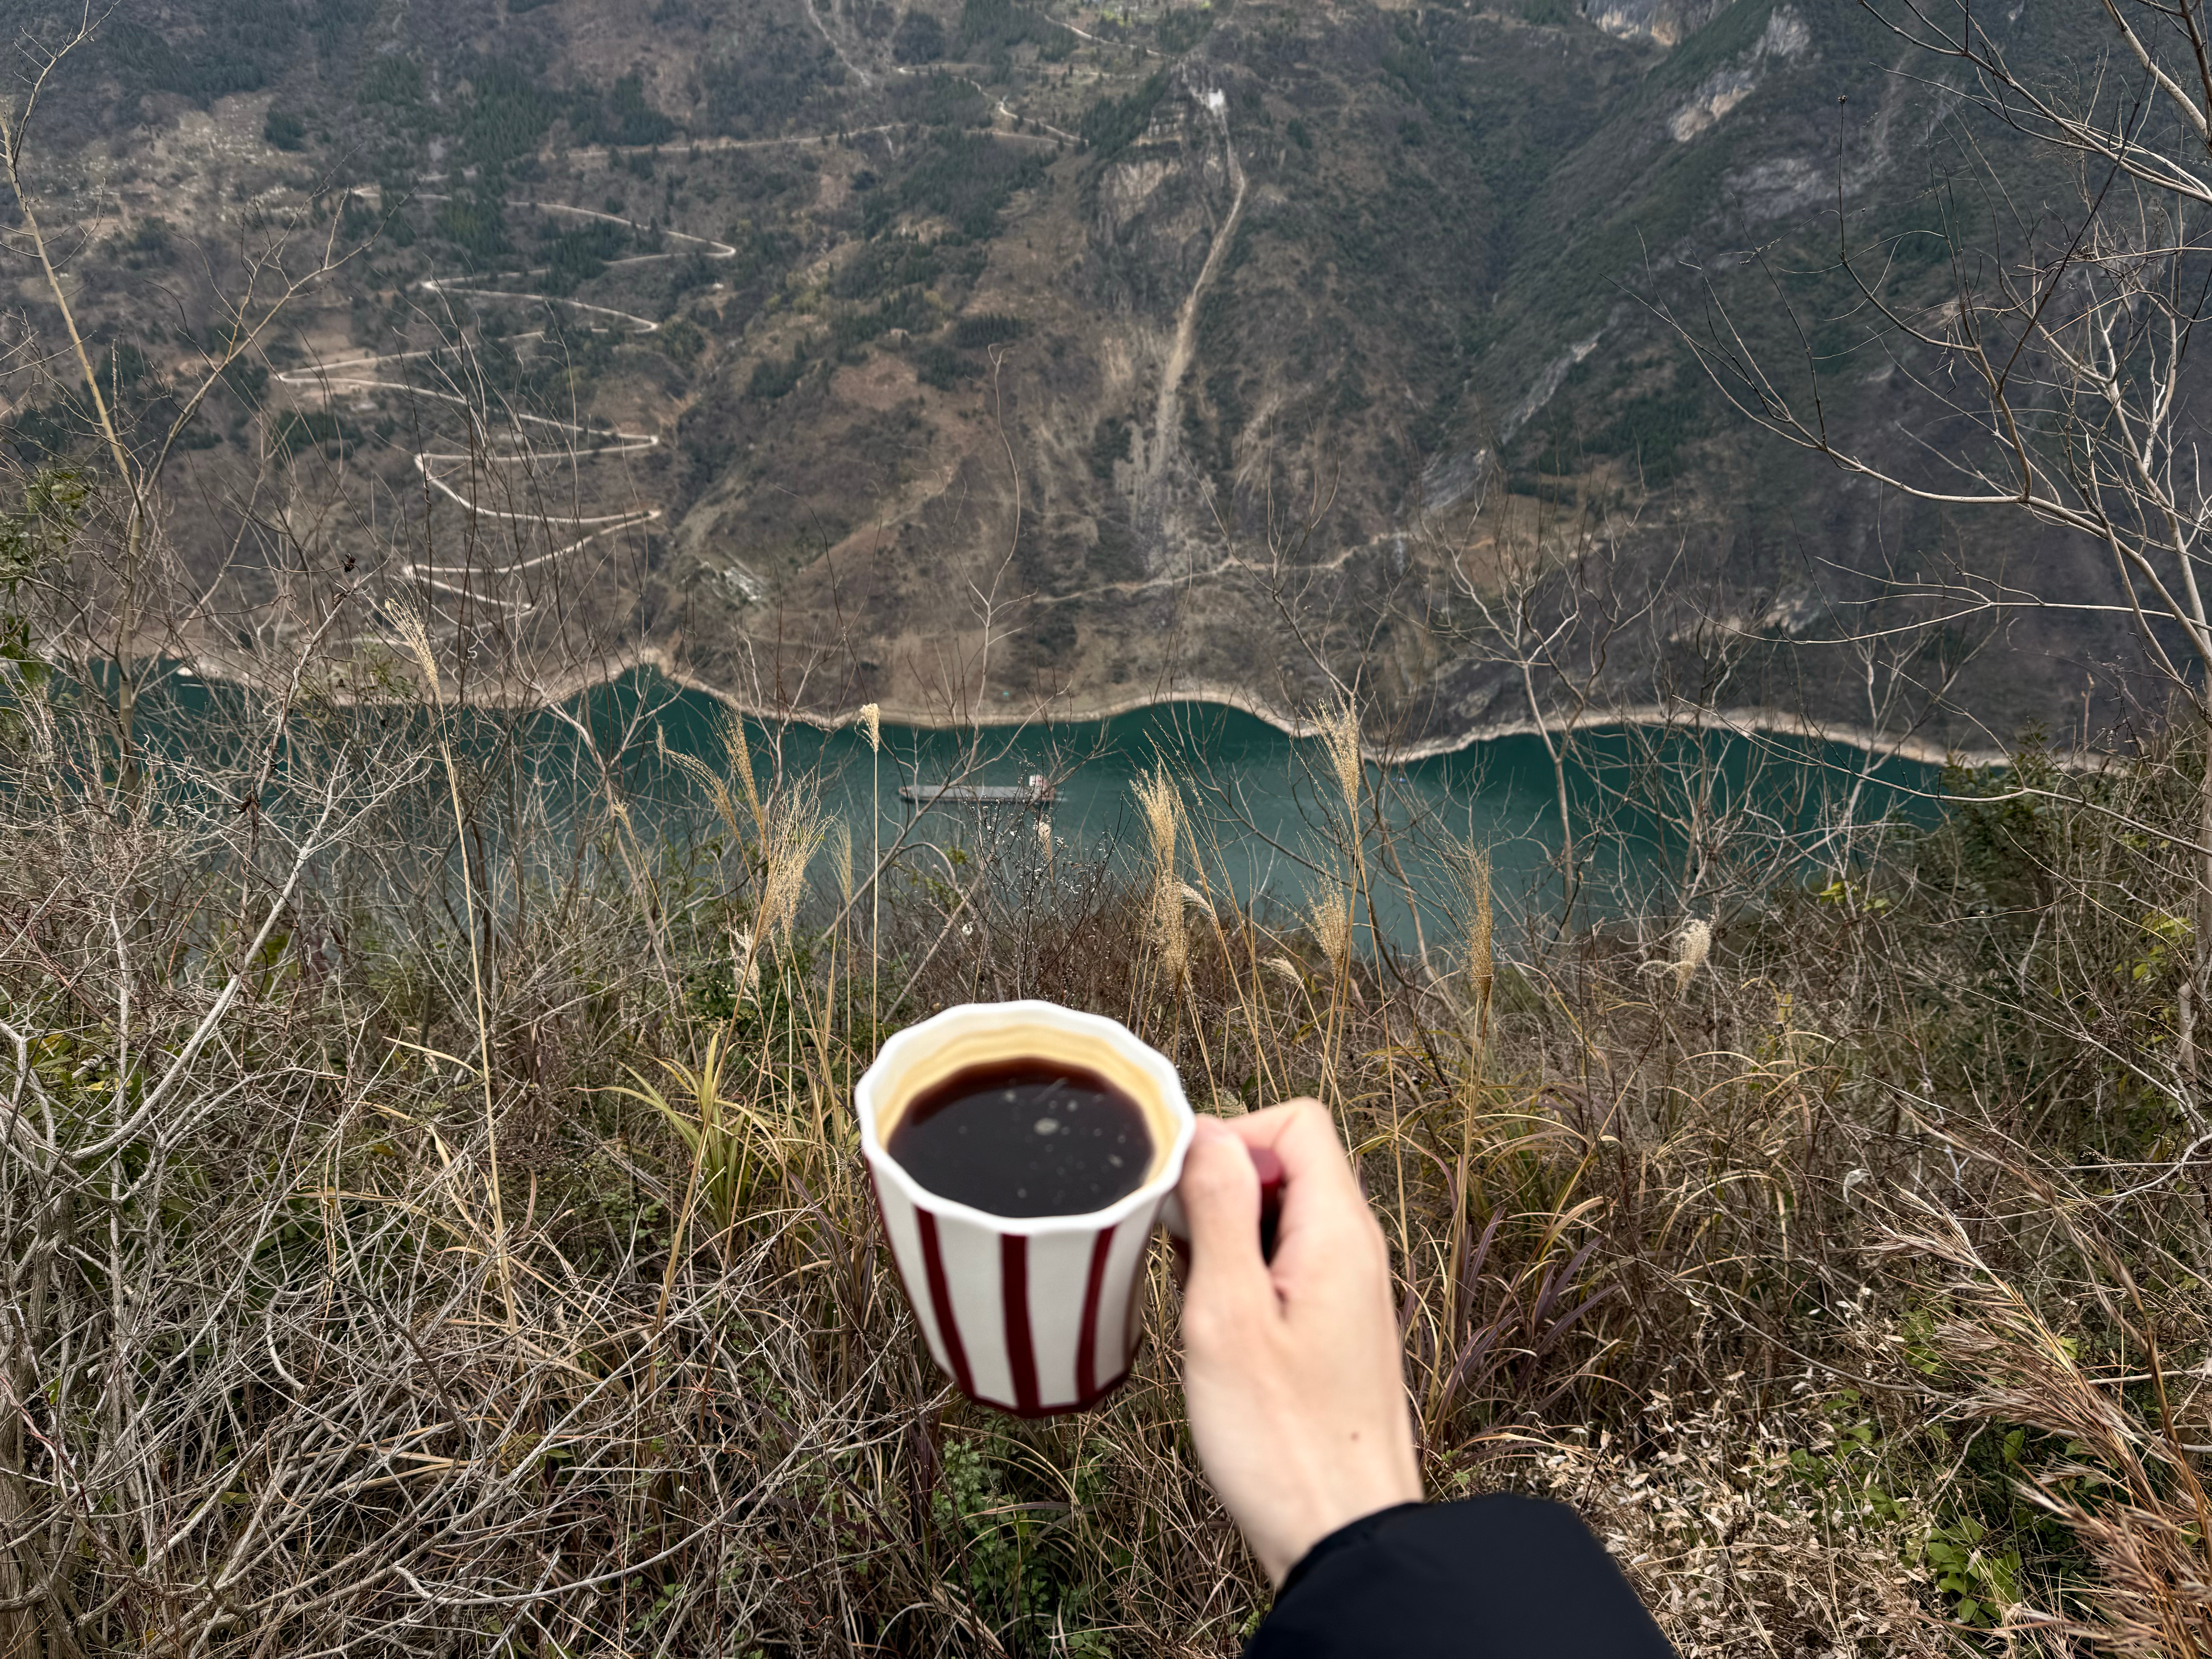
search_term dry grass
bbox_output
[1501,1380,1946,1659]
[2,665,2209,1657]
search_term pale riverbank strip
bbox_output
[183,641,2037,773]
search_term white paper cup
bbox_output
[857,1000,1194,1416]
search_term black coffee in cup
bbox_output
[885,1059,1153,1217]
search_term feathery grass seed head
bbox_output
[720,709,764,833]
[1132,768,1187,981]
[1464,848,1494,1032]
[660,726,742,843]
[1154,907,1188,983]
[857,702,881,753]
[1318,699,1363,819]
[729,927,761,1000]
[1306,881,1353,977]
[757,802,824,946]
[1673,918,1711,996]
[391,607,443,706]
[829,821,854,907]
[1134,766,1179,875]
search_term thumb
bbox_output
[1180,1118,1273,1312]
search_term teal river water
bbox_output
[156,665,1956,945]
[584,672,1947,942]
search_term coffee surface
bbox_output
[886,1060,1151,1217]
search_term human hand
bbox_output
[1176,1099,1422,1587]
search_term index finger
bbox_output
[1216,1098,1365,1228]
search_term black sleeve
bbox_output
[1245,1496,1676,1659]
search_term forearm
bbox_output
[1247,1494,1675,1658]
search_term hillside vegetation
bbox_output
[9,2,2212,1650]
[0,0,2142,746]
[1,582,2208,1651]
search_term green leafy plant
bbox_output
[1925,1515,2021,1628]
[933,1438,1113,1656]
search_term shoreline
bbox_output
[184,641,2024,771]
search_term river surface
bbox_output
[605,671,1949,943]
[148,665,1956,946]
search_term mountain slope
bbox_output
[0,0,2137,745]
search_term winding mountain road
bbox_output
[276,48,1216,636]
[277,201,749,618]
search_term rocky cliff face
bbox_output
[6,0,2139,745]
[1584,0,1735,48]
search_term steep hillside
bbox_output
[0,0,2135,745]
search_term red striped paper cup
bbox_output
[857,1001,1194,1417]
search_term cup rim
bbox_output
[857,999,1194,1236]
